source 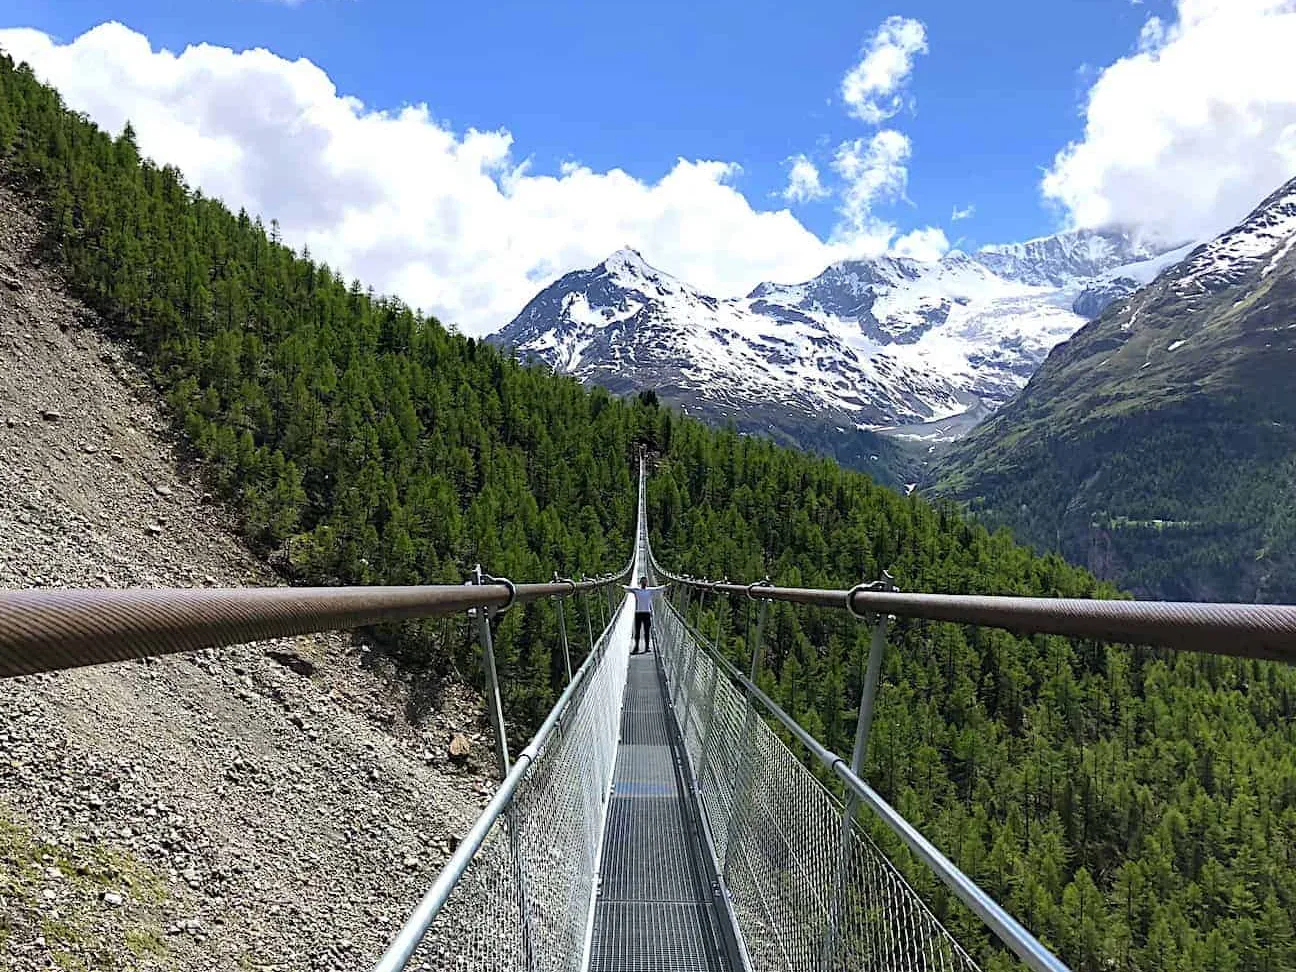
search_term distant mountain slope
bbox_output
[931,177,1296,602]
[490,235,1187,482]
[491,248,922,485]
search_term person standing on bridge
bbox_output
[624,576,667,654]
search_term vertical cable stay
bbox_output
[554,572,576,684]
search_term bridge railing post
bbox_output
[694,630,723,810]
[553,573,573,684]
[710,586,726,664]
[821,570,895,969]
[669,586,702,707]
[469,566,538,972]
[471,565,513,777]
[675,607,703,747]
[583,589,596,653]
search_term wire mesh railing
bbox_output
[653,601,982,972]
[375,463,653,972]
[383,602,633,971]
[645,552,1296,972]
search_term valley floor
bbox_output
[873,393,992,447]
[0,183,489,971]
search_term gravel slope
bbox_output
[0,181,494,971]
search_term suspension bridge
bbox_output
[4,460,1296,972]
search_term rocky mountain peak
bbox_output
[972,228,1168,287]
[601,246,654,279]
[1172,176,1296,296]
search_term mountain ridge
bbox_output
[930,175,1296,601]
[490,230,1190,478]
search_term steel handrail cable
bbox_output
[1,567,636,679]
[651,569,1296,661]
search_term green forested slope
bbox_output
[0,53,647,732]
[5,50,1296,972]
[931,178,1296,603]
[650,435,1296,972]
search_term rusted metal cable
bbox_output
[653,568,1296,663]
[0,577,627,678]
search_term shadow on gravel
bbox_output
[355,619,471,728]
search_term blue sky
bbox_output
[5,0,1166,245]
[2,0,1293,333]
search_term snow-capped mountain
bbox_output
[975,229,1164,286]
[1172,179,1296,296]
[489,230,1190,463]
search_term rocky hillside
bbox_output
[0,181,491,971]
[931,176,1296,602]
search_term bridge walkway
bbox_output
[587,647,735,971]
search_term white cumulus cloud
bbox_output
[781,154,829,203]
[840,16,928,125]
[1043,0,1296,244]
[830,131,911,253]
[0,22,849,334]
[890,226,950,262]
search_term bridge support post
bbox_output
[668,587,700,702]
[710,588,726,659]
[471,565,512,777]
[695,639,722,805]
[820,570,895,970]
[747,582,772,682]
[583,591,596,653]
[848,571,894,777]
[669,602,691,703]
[675,612,703,740]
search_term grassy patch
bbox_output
[1,806,177,970]
[41,916,84,945]
[125,926,168,959]
[50,949,89,972]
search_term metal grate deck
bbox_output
[600,797,706,900]
[590,902,723,972]
[619,711,673,747]
[587,652,733,972]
